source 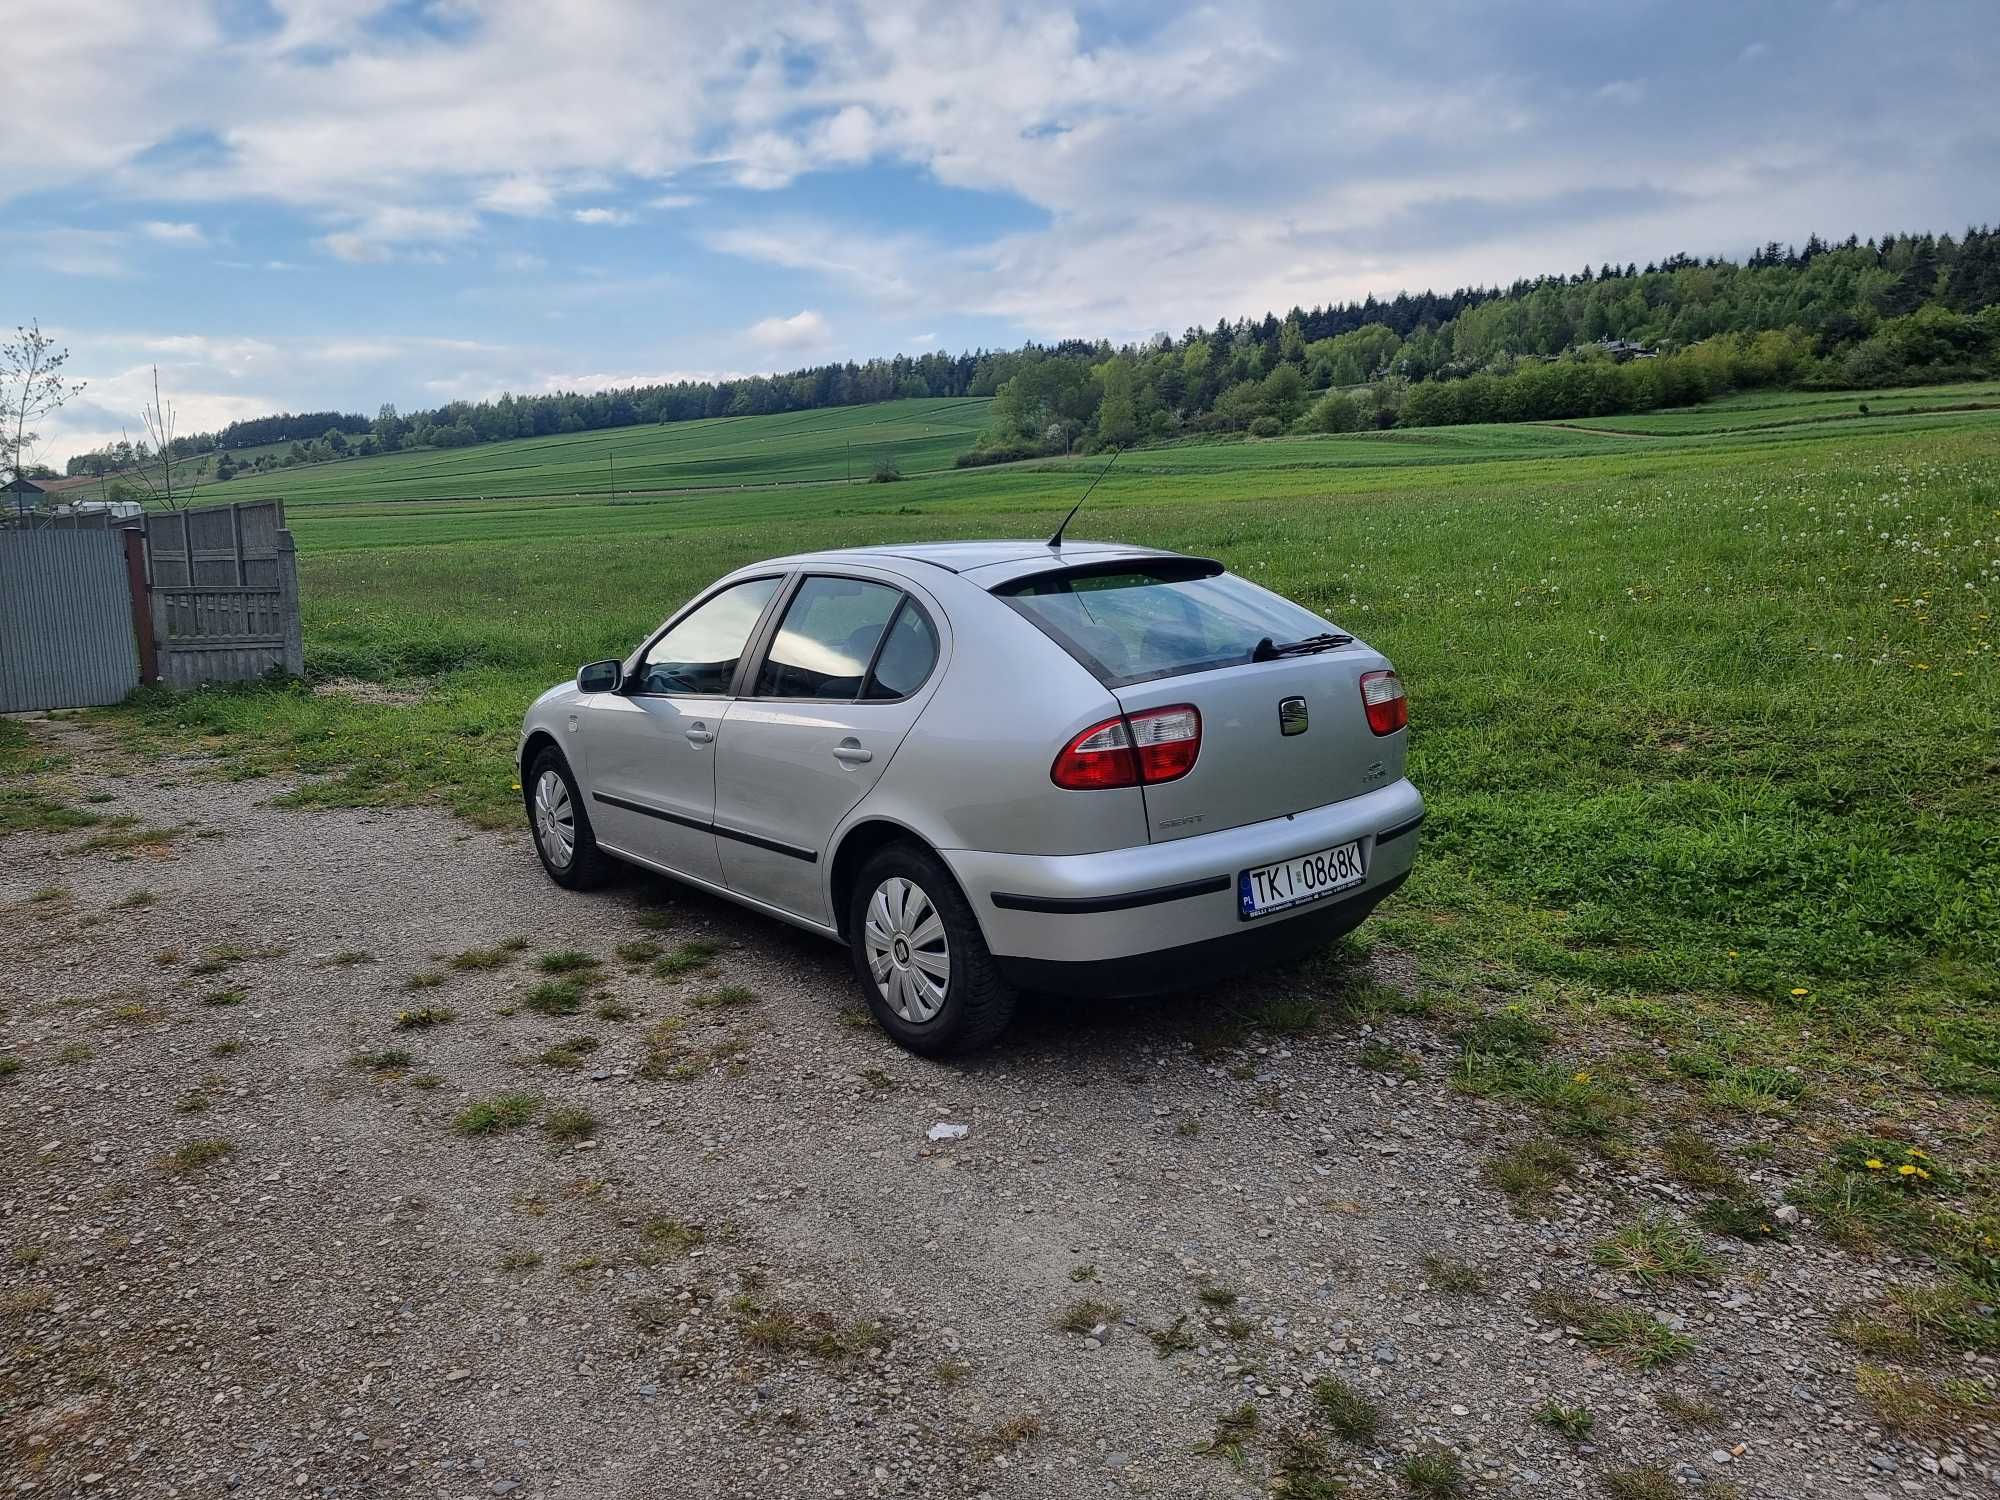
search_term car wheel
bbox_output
[849,842,1016,1055]
[525,746,615,890]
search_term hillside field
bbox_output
[83,391,1998,1148]
[185,397,993,507]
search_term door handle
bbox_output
[832,740,872,765]
[685,724,714,746]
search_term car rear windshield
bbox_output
[993,560,1334,687]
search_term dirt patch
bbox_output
[0,719,1991,1497]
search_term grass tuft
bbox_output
[1532,1399,1593,1440]
[538,949,601,974]
[160,1138,233,1173]
[1590,1215,1714,1287]
[1419,1252,1487,1294]
[1602,1467,1676,1500]
[1481,1137,1575,1213]
[523,977,587,1016]
[1398,1447,1465,1497]
[1196,1404,1258,1465]
[1311,1376,1380,1444]
[1531,1291,1693,1368]
[453,1091,539,1135]
[652,938,720,978]
[1056,1298,1119,1334]
[394,1005,454,1029]
[543,1105,598,1141]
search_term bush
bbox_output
[1248,415,1283,437]
[868,458,902,483]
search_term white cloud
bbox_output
[908,332,936,346]
[572,207,633,226]
[746,308,832,354]
[139,220,206,246]
[650,193,699,210]
[479,176,557,215]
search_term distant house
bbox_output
[1594,338,1657,362]
[3,476,49,517]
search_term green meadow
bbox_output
[192,397,994,506]
[102,392,1999,1110]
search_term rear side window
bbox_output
[863,602,940,700]
[755,577,904,698]
[995,562,1330,687]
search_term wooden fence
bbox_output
[0,500,303,707]
[141,503,304,688]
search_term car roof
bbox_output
[765,539,1188,579]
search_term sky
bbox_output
[7,0,1998,465]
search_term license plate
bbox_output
[1239,841,1366,919]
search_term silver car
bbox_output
[517,540,1422,1053]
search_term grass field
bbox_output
[79,395,1998,1131]
[187,397,993,507]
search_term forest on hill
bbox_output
[65,226,2000,480]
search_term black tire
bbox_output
[524,745,616,890]
[848,841,1016,1055]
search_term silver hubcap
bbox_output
[863,876,949,1023]
[533,769,575,868]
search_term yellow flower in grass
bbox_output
[1790,987,1810,998]
[1865,1158,1886,1170]
[1573,1070,1592,1084]
[1897,1164,1917,1177]
[1907,1148,1927,1159]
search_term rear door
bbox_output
[712,573,947,922]
[992,561,1402,842]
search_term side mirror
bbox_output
[576,659,623,693]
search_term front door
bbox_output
[582,574,782,884]
[713,575,945,922]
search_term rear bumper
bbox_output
[994,872,1406,997]
[939,777,1423,990]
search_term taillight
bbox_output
[1360,670,1407,735]
[1051,705,1201,789]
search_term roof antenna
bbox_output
[1048,447,1120,550]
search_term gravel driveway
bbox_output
[1,716,1991,1499]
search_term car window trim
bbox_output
[736,572,940,706]
[627,571,789,700]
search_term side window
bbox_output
[639,576,780,695]
[863,601,940,700]
[753,577,903,699]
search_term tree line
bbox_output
[62,224,2000,481]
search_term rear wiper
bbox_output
[1251,632,1353,661]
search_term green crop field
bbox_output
[82,390,2000,1158]
[186,397,993,507]
[1548,378,2000,435]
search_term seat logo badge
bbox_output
[1279,696,1309,736]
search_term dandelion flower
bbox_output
[1865,1159,1886,1170]
[1790,987,1810,998]
[1897,1164,1917,1177]
[1573,1070,1592,1084]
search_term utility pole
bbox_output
[608,451,616,502]
[845,441,851,485]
